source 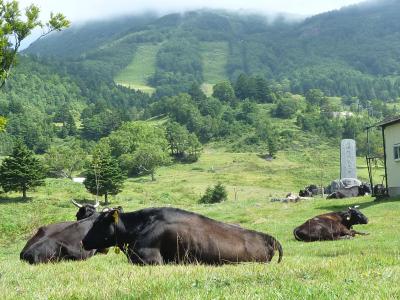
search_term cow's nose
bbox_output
[21,252,35,264]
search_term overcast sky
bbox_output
[19,0,367,23]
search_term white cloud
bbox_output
[18,0,367,23]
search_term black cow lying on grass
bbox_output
[20,201,120,264]
[299,185,318,197]
[293,206,369,242]
[82,207,283,265]
[326,184,371,199]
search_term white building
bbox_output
[377,116,400,197]
[72,177,85,184]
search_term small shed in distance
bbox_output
[376,115,400,197]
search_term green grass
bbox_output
[114,41,229,96]
[201,83,214,97]
[114,43,160,94]
[327,96,342,108]
[201,41,229,85]
[0,147,397,299]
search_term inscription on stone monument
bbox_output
[340,139,357,179]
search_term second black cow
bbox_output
[293,206,369,242]
[20,201,116,264]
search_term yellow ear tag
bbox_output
[114,247,120,254]
[112,210,119,224]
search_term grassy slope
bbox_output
[1,148,397,299]
[200,41,229,96]
[114,43,160,94]
[113,41,229,96]
[201,41,229,84]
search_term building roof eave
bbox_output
[372,115,400,128]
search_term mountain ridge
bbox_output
[25,0,400,100]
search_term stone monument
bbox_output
[340,139,357,179]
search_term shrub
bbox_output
[199,183,228,204]
[272,98,299,119]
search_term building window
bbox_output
[395,144,400,161]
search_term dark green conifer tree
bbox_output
[0,140,45,198]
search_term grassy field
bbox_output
[200,41,229,96]
[200,41,229,84]
[114,43,160,94]
[113,41,229,96]
[0,147,398,299]
[201,83,214,97]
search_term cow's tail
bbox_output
[273,238,283,263]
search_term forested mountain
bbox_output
[25,0,400,100]
[26,14,158,59]
[1,0,398,161]
[0,56,151,153]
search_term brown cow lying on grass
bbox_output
[293,206,369,242]
[82,207,283,265]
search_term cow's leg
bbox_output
[338,235,353,240]
[126,246,163,265]
[350,230,369,236]
[138,248,163,265]
[338,226,355,239]
[125,225,166,265]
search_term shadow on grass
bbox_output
[0,196,32,204]
[131,177,153,183]
[317,197,399,212]
[256,154,274,161]
[314,249,353,258]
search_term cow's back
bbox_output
[146,208,279,263]
[293,213,343,241]
[20,219,98,264]
[20,221,74,260]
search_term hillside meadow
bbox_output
[114,43,159,94]
[0,147,398,299]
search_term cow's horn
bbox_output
[93,199,99,208]
[354,205,360,209]
[71,199,83,208]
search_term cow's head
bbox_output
[358,184,372,196]
[72,199,99,220]
[82,207,124,251]
[346,206,368,225]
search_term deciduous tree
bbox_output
[132,144,171,181]
[44,142,86,178]
[84,143,125,205]
[0,0,70,88]
[212,81,236,104]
